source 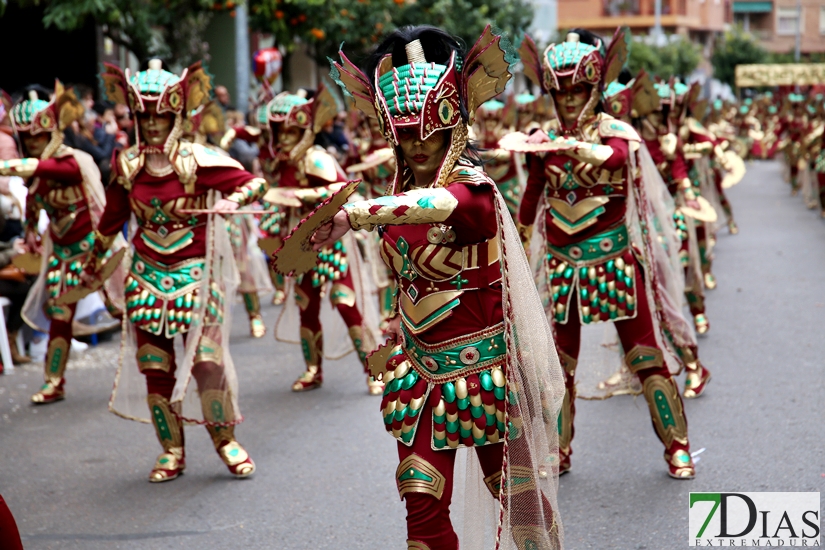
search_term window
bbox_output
[776,7,803,36]
[820,6,825,34]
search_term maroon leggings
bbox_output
[0,495,23,550]
[398,404,503,550]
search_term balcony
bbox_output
[561,0,701,30]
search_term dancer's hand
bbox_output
[311,209,351,251]
[213,199,240,213]
[386,316,403,346]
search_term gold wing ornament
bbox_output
[329,51,378,118]
[631,70,659,118]
[100,63,130,106]
[183,61,213,114]
[462,25,515,124]
[270,180,360,276]
[55,247,127,305]
[603,27,630,87]
[312,85,339,135]
[55,81,85,131]
[517,34,544,92]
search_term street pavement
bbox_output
[0,160,823,549]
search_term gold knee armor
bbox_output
[396,454,446,501]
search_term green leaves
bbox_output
[710,25,767,89]
[627,36,701,80]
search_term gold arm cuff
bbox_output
[0,158,39,178]
[566,142,614,165]
[343,188,458,231]
[225,177,267,206]
[219,128,237,151]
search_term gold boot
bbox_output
[201,389,255,478]
[693,313,710,335]
[242,293,266,338]
[147,394,185,482]
[8,331,31,364]
[292,327,323,391]
[557,351,577,475]
[31,337,68,404]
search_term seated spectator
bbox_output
[0,204,34,368]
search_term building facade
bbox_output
[733,0,825,54]
[557,0,732,43]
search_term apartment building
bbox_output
[557,0,732,45]
[733,0,825,54]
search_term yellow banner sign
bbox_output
[735,64,825,87]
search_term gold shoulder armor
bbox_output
[598,117,641,142]
[304,146,340,183]
[687,118,713,140]
[117,146,143,190]
[190,141,244,170]
[447,164,494,188]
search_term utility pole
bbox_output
[793,0,801,62]
[235,3,250,115]
[653,0,663,46]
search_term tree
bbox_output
[248,0,533,66]
[628,36,702,80]
[2,0,226,67]
[711,25,768,89]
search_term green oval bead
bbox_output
[580,288,588,299]
[608,289,616,299]
[606,260,615,272]
[442,382,456,403]
[446,420,459,433]
[394,408,406,422]
[407,406,421,418]
[401,370,418,390]
[433,437,447,449]
[474,436,487,446]
[598,282,607,294]
[389,377,404,393]
[401,430,415,443]
[457,397,470,410]
[494,386,506,400]
[563,267,574,279]
[560,285,570,296]
[434,413,446,424]
[470,406,484,419]
[459,427,471,439]
[486,413,496,426]
[383,413,393,425]
[479,371,494,392]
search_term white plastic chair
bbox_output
[0,297,13,371]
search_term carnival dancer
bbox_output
[641,82,713,335]
[502,29,698,477]
[323,25,565,549]
[188,104,272,337]
[777,93,810,195]
[595,72,710,400]
[804,98,825,216]
[706,100,741,234]
[83,59,263,482]
[266,89,380,394]
[0,83,120,404]
[220,93,290,306]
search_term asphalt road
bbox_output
[1,160,823,549]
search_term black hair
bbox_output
[618,68,633,86]
[568,28,605,52]
[14,84,52,104]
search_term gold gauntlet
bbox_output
[516,222,533,246]
[219,128,237,151]
[565,141,614,165]
[225,177,267,206]
[343,188,458,231]
[0,158,39,178]
[84,229,118,273]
